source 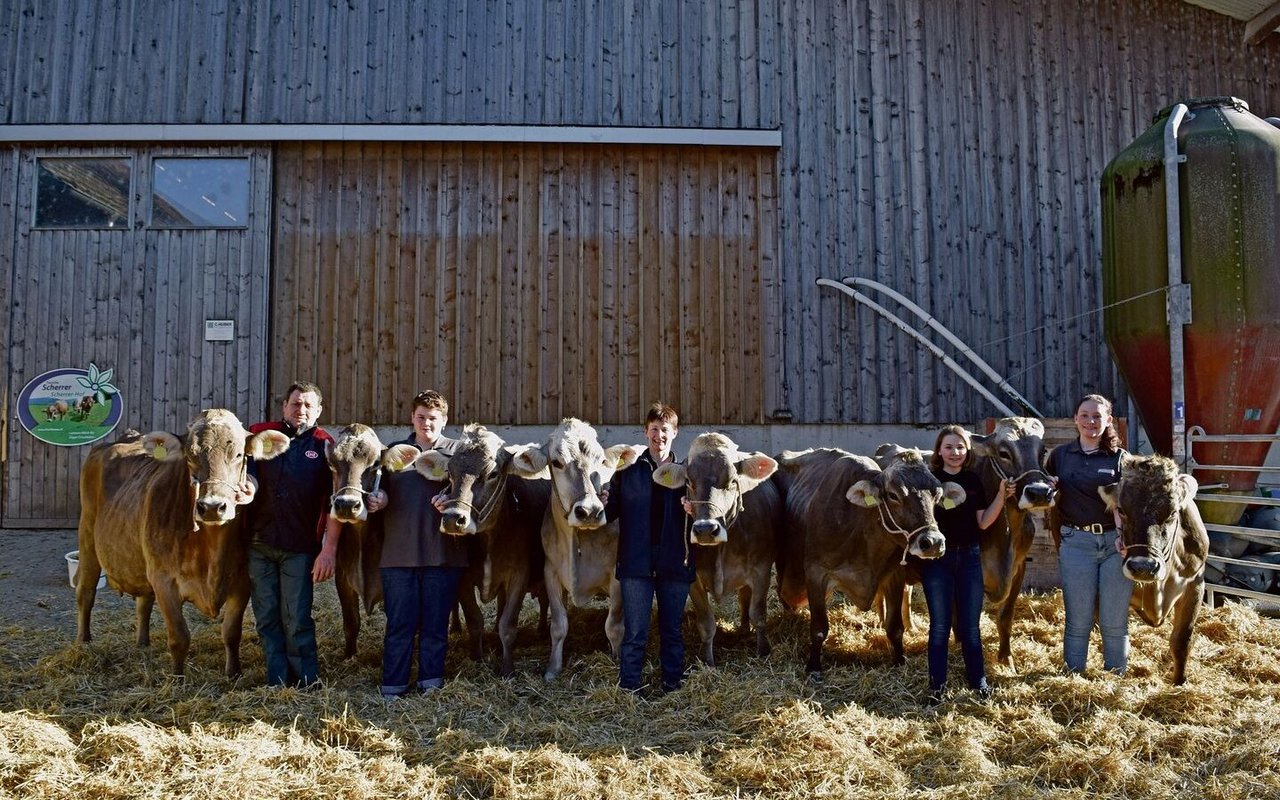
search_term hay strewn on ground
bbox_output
[2,586,1279,799]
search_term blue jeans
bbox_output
[619,576,690,691]
[380,566,462,696]
[1058,527,1134,673]
[248,542,318,687]
[919,544,988,692]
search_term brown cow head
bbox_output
[510,418,642,528]
[143,409,289,526]
[652,432,777,545]
[970,417,1054,511]
[1099,454,1197,583]
[325,423,387,523]
[849,448,959,559]
[414,424,534,536]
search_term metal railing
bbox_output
[1186,426,1280,607]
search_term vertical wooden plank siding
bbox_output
[270,142,774,426]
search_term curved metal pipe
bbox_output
[817,278,1016,416]
[843,276,1043,417]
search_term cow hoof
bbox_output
[807,671,824,685]
[543,670,560,682]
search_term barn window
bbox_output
[34,157,132,229]
[149,157,250,228]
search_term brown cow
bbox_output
[968,417,1056,666]
[323,424,419,657]
[415,424,550,677]
[652,432,782,665]
[511,418,642,681]
[1099,454,1209,685]
[45,399,69,421]
[776,447,962,676]
[76,409,289,676]
[73,395,97,420]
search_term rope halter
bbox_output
[438,467,509,530]
[874,493,940,565]
[685,478,745,532]
[330,465,384,507]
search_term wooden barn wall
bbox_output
[4,0,1280,427]
[271,142,776,426]
[2,145,271,526]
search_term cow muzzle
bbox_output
[440,508,476,536]
[330,493,367,522]
[1020,481,1055,510]
[690,518,727,545]
[194,493,236,524]
[1123,556,1163,582]
[568,498,607,528]
[910,529,947,559]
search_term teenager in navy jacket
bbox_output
[603,402,694,693]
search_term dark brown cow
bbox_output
[415,424,550,677]
[323,424,419,657]
[1099,454,1209,685]
[76,409,289,676]
[511,418,642,681]
[968,417,1056,666]
[652,432,782,665]
[776,447,962,676]
[73,395,97,420]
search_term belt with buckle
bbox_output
[1063,522,1113,534]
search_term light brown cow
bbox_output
[776,447,961,676]
[652,432,782,665]
[323,424,418,657]
[45,399,69,421]
[1100,454,1209,684]
[416,424,550,677]
[76,410,289,676]
[511,418,642,681]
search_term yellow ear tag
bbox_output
[942,498,958,510]
[864,495,878,506]
[152,444,167,460]
[616,457,626,469]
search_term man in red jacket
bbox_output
[246,381,342,688]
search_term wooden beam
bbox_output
[1244,0,1280,45]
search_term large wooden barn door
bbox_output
[271,142,778,426]
[2,145,272,528]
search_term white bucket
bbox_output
[65,550,107,590]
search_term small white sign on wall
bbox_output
[205,319,235,341]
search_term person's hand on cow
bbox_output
[431,490,448,513]
[312,548,337,582]
[682,496,693,516]
[234,476,259,505]
[1000,479,1015,502]
[367,489,388,513]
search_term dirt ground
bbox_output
[0,528,133,634]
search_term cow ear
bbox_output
[652,463,686,489]
[1097,482,1120,510]
[324,438,334,464]
[247,430,291,461]
[604,444,645,476]
[510,446,550,480]
[141,431,182,461]
[941,481,967,509]
[382,444,420,472]
[415,450,450,482]
[846,479,880,507]
[1175,473,1199,508]
[734,453,778,490]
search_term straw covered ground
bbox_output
[3,573,1280,799]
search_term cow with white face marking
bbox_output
[651,432,782,666]
[510,418,642,681]
[414,424,550,677]
[76,410,288,676]
[323,424,419,658]
[776,447,962,676]
[1099,454,1209,685]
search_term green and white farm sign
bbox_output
[18,363,123,447]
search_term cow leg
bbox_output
[736,586,751,634]
[153,583,191,677]
[335,572,362,660]
[1168,579,1204,685]
[495,581,523,679]
[881,574,907,666]
[604,578,625,659]
[457,582,484,661]
[995,557,1030,667]
[74,545,103,644]
[220,586,249,678]
[689,583,717,666]
[543,583,569,681]
[134,595,154,647]
[805,573,829,678]
[749,578,771,658]
[901,584,914,633]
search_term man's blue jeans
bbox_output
[1058,527,1134,673]
[619,576,690,691]
[919,544,988,692]
[380,565,462,696]
[248,541,318,687]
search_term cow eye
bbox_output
[485,471,499,483]
[551,458,564,470]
